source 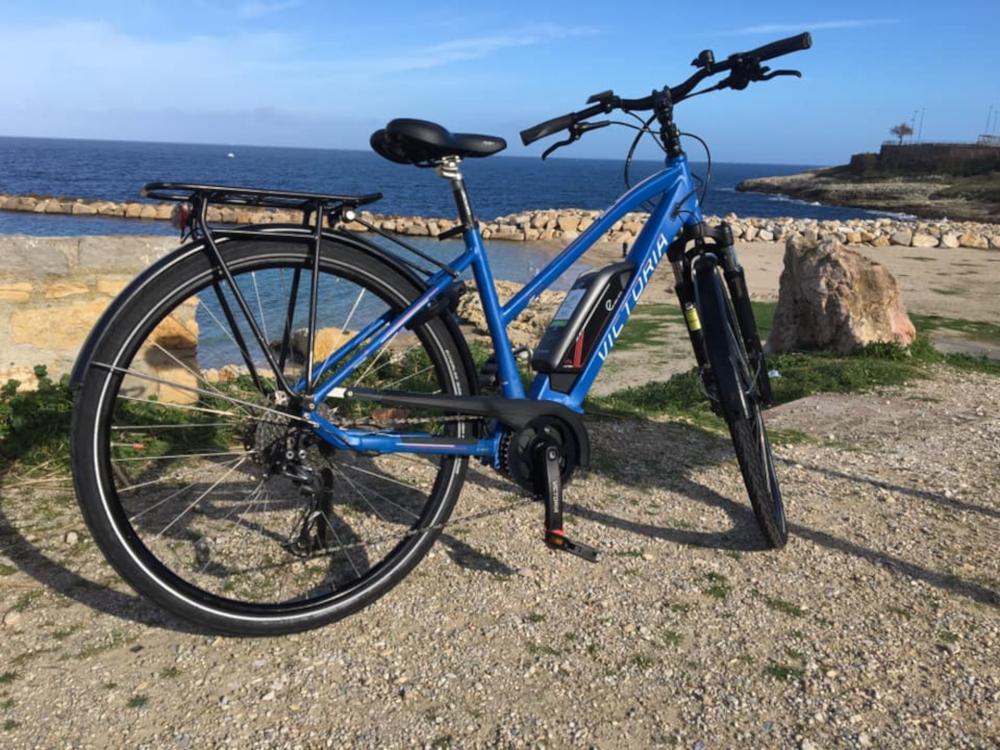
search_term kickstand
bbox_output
[537,443,599,563]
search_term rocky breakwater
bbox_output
[3,193,998,251]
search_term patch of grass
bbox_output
[525,612,545,624]
[591,312,1000,425]
[0,367,74,470]
[586,643,599,656]
[0,564,16,577]
[51,625,81,641]
[885,605,912,619]
[764,663,804,682]
[159,666,181,679]
[763,596,804,618]
[703,572,731,600]
[911,314,1000,346]
[939,630,958,644]
[0,698,13,709]
[930,171,1000,202]
[11,591,41,613]
[631,654,656,670]
[526,642,561,657]
[102,682,117,690]
[750,301,776,339]
[3,719,17,731]
[660,629,682,648]
[614,547,646,558]
[784,647,805,661]
[616,317,670,350]
[430,736,453,749]
[127,695,149,709]
[0,673,17,686]
[668,602,692,614]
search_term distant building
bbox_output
[849,140,999,175]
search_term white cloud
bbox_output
[721,19,898,35]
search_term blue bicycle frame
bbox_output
[304,153,702,460]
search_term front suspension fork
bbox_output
[667,222,773,405]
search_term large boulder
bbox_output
[767,237,916,354]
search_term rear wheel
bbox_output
[71,237,474,634]
[695,260,787,549]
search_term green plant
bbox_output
[0,366,74,469]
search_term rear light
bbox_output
[170,202,192,230]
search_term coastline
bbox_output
[736,169,1000,223]
[1,192,998,250]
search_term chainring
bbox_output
[501,416,579,494]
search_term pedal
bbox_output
[545,529,599,562]
[536,442,599,563]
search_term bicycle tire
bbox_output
[71,237,473,634]
[694,257,788,549]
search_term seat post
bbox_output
[435,156,476,230]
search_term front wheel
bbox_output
[694,259,788,549]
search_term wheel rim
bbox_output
[89,248,467,612]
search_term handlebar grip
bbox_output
[520,113,578,145]
[745,32,812,62]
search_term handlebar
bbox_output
[520,32,812,146]
[745,32,812,63]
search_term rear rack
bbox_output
[140,181,455,279]
[141,181,383,211]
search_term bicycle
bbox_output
[70,32,811,635]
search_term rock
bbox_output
[767,237,917,354]
[0,282,34,302]
[958,233,988,249]
[150,313,199,350]
[64,531,79,545]
[890,229,913,246]
[910,233,938,248]
[2,610,23,628]
[71,202,98,216]
[990,235,1000,249]
[939,232,960,249]
[557,215,580,233]
[456,280,561,348]
[287,327,355,363]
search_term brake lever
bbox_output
[759,68,802,80]
[541,120,611,160]
[542,137,574,160]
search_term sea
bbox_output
[0,135,891,289]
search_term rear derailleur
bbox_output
[243,420,337,559]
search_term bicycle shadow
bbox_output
[575,415,1000,607]
[0,484,202,634]
[0,457,514,634]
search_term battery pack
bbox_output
[532,262,633,391]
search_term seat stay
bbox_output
[311,254,476,402]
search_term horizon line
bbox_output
[0,132,831,168]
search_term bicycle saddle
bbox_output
[371,119,507,166]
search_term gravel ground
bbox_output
[0,366,997,748]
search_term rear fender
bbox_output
[70,226,479,394]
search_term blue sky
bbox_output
[1,0,998,164]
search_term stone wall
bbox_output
[0,235,176,390]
